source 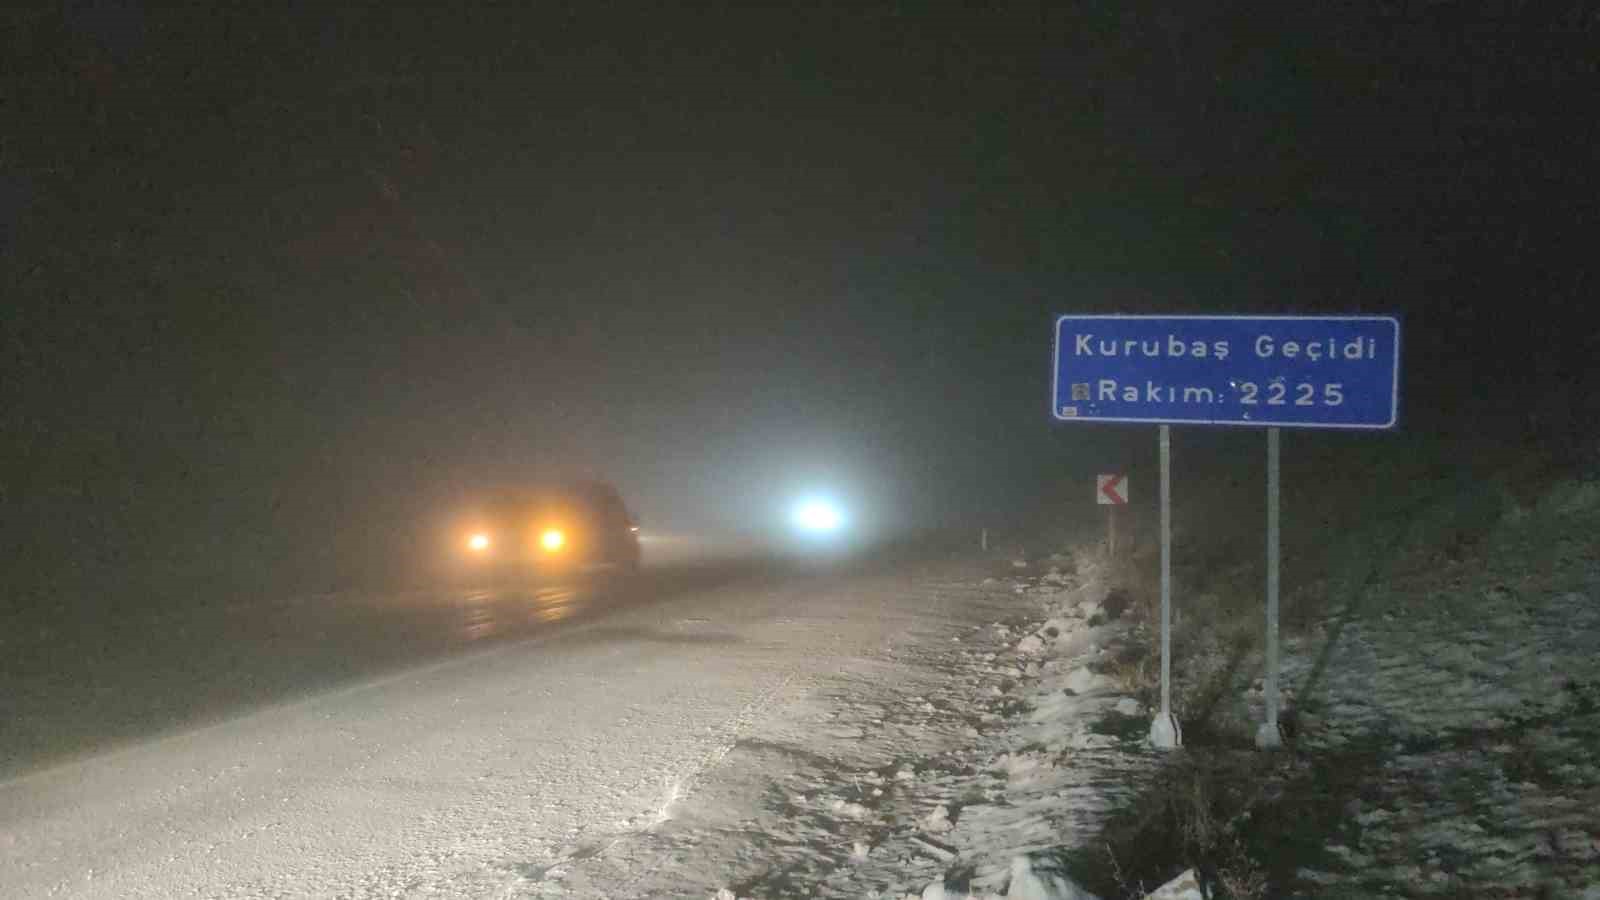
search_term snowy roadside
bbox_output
[1244,476,1600,897]
[1080,456,1600,899]
[549,449,1600,900]
[10,450,1591,899]
[542,546,1173,899]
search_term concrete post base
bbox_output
[1255,721,1284,750]
[1149,712,1182,750]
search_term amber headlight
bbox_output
[540,528,565,552]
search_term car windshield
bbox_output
[478,484,620,526]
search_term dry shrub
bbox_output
[1088,756,1272,900]
[1099,648,1158,702]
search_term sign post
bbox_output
[1096,474,1128,557]
[1151,425,1179,749]
[1053,315,1400,751]
[1258,427,1283,749]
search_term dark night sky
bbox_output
[3,2,1596,601]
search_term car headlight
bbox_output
[467,532,492,552]
[791,498,845,534]
[540,528,565,552]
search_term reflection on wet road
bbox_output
[1,558,779,780]
[439,557,779,646]
[451,582,586,641]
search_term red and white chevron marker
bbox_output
[1096,473,1128,505]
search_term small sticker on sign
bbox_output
[1071,383,1090,401]
[1059,406,1078,417]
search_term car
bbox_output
[454,480,641,580]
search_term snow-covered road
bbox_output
[0,560,999,898]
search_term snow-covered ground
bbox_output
[578,461,1600,900]
[1247,478,1600,898]
[548,550,1165,899]
[1279,586,1600,896]
[7,465,1594,899]
[0,554,1142,899]
[1100,465,1600,899]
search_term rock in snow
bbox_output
[1015,634,1045,655]
[921,881,1002,900]
[1064,666,1108,695]
[1007,852,1099,899]
[908,835,958,862]
[1141,867,1205,899]
[922,804,954,833]
[831,798,871,819]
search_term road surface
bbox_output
[0,554,991,897]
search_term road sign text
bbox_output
[1053,315,1399,429]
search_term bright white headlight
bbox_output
[791,498,844,533]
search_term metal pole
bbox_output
[1150,425,1180,749]
[1160,426,1172,716]
[1108,505,1117,558]
[1257,427,1284,749]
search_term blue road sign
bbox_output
[1052,315,1400,429]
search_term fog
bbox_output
[4,3,1595,612]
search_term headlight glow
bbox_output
[540,528,565,551]
[791,498,844,534]
[467,532,491,552]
